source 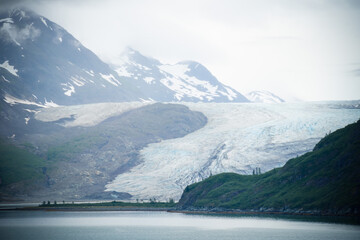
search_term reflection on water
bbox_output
[0,211,359,240]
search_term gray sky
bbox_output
[4,0,360,101]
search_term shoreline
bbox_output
[0,206,174,212]
[168,209,360,218]
[1,206,359,218]
[1,206,360,225]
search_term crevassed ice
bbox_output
[105,102,360,201]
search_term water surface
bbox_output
[0,211,359,240]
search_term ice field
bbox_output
[105,102,360,201]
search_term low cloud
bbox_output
[352,68,360,77]
[0,22,41,45]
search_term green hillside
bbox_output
[178,120,360,215]
[0,141,46,186]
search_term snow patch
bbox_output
[84,69,94,77]
[159,64,220,101]
[0,18,14,24]
[24,117,30,125]
[24,109,40,113]
[39,17,48,27]
[114,66,133,77]
[100,73,121,86]
[143,77,155,84]
[59,37,62,42]
[0,60,19,77]
[218,87,237,101]
[61,83,75,96]
[139,98,155,103]
[159,64,189,78]
[4,94,59,108]
[246,91,285,103]
[70,76,86,87]
[1,75,10,83]
[44,98,59,108]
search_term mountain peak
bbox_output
[246,90,285,103]
[120,47,161,67]
[109,47,249,102]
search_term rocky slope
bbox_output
[0,103,207,201]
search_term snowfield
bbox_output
[105,102,360,201]
[35,102,150,127]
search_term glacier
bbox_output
[105,102,360,201]
[35,102,150,127]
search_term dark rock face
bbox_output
[0,103,207,202]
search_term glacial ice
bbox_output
[35,102,150,127]
[105,102,360,201]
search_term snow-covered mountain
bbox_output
[0,8,248,107]
[0,8,143,107]
[111,47,249,102]
[0,8,248,137]
[246,90,285,103]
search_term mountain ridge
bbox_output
[110,47,249,102]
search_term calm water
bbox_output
[0,211,359,240]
